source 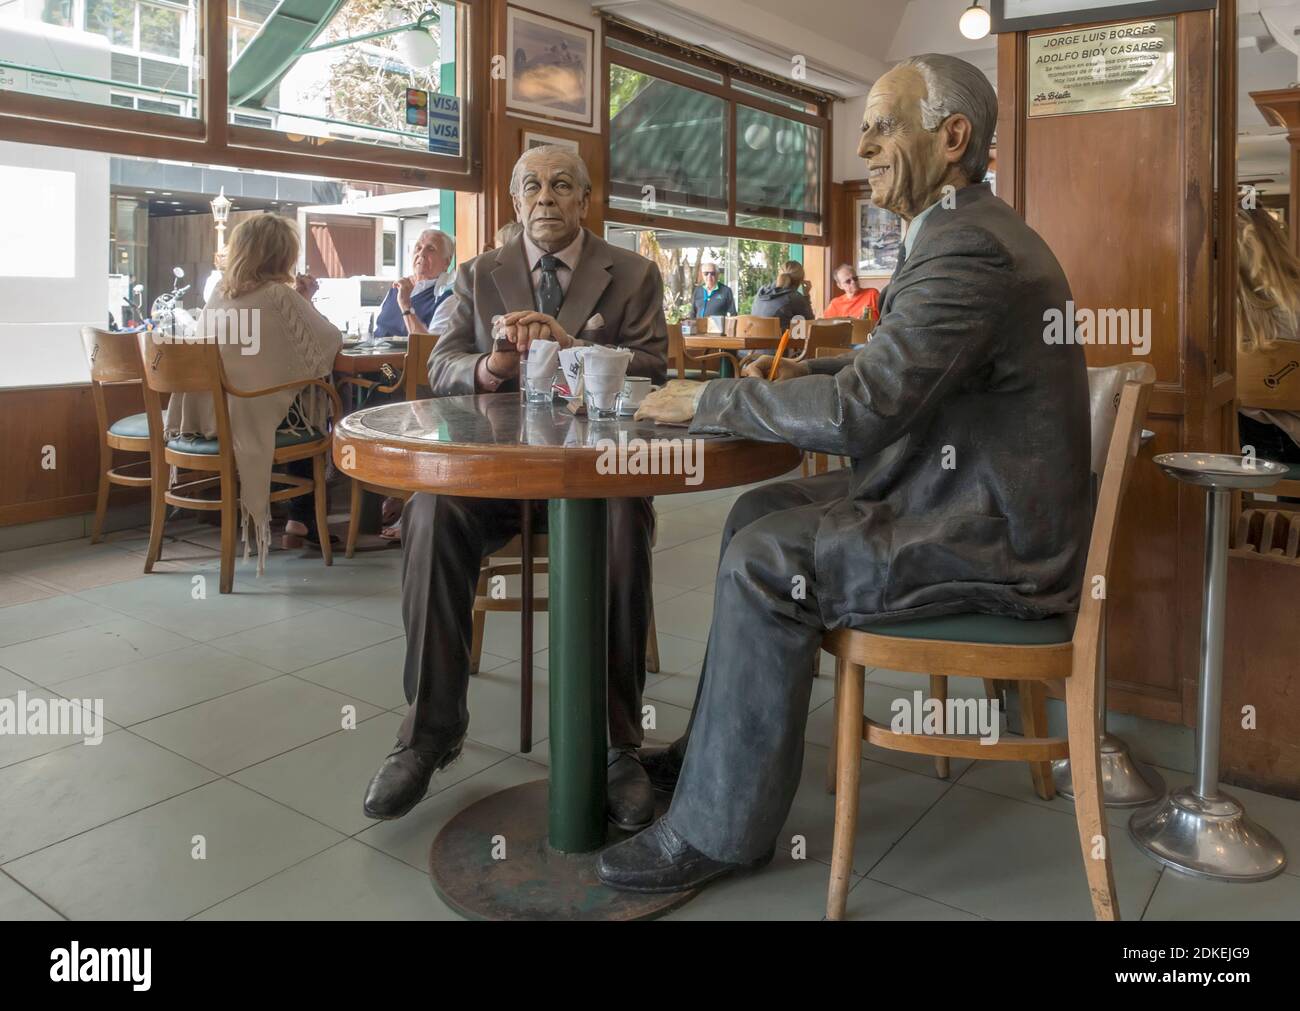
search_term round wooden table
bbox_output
[333,393,801,919]
[683,333,782,377]
[333,342,408,375]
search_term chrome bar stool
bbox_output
[1129,452,1288,882]
[1052,430,1166,808]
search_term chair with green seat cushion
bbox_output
[820,370,1155,923]
[107,412,151,440]
[166,428,324,456]
[82,327,155,546]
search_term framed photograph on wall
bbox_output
[506,6,595,127]
[522,130,581,154]
[855,198,902,278]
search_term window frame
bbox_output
[602,21,832,246]
[0,0,487,192]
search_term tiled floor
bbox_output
[2,481,1298,921]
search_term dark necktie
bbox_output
[536,254,564,318]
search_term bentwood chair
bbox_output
[821,368,1154,921]
[136,334,341,594]
[802,345,857,479]
[788,319,854,365]
[80,327,155,544]
[1237,343,1300,504]
[341,330,440,557]
[668,322,738,380]
[733,314,782,340]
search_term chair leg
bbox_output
[1020,681,1055,800]
[828,658,865,921]
[345,479,363,559]
[312,453,332,567]
[519,503,533,754]
[826,686,839,794]
[1065,671,1119,920]
[91,446,112,545]
[930,674,950,779]
[219,468,237,594]
[646,601,660,674]
[469,568,488,675]
[143,459,166,573]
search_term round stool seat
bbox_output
[107,413,150,439]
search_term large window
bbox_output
[0,1,483,191]
[605,28,829,246]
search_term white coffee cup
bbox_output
[618,376,656,414]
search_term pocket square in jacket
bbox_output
[582,313,605,332]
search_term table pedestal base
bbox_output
[1051,733,1166,809]
[429,780,696,920]
[1128,786,1287,882]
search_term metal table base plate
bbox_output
[1052,734,1166,809]
[429,780,696,920]
[1129,786,1287,883]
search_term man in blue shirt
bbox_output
[690,261,736,319]
[374,228,455,337]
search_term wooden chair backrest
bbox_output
[735,315,781,339]
[135,333,233,456]
[1238,343,1300,411]
[850,317,875,343]
[794,319,853,359]
[666,322,685,379]
[82,327,144,384]
[1072,373,1154,660]
[405,330,442,400]
[813,346,855,360]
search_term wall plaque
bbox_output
[1027,18,1176,118]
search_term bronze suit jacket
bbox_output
[690,183,1091,626]
[427,229,668,394]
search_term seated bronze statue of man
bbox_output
[597,53,1092,894]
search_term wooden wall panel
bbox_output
[0,383,147,527]
[998,10,1232,726]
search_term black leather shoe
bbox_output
[639,743,685,794]
[607,748,654,831]
[597,818,772,893]
[362,736,465,820]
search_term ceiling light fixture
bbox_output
[959,1,991,41]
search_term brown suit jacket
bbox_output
[427,229,668,395]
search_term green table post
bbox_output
[547,497,608,852]
[717,357,735,378]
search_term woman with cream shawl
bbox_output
[165,214,341,572]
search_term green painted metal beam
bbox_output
[228,0,350,109]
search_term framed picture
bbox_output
[989,0,1211,34]
[506,6,595,127]
[522,130,580,154]
[855,198,903,278]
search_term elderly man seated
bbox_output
[373,227,456,339]
[597,54,1092,893]
[363,145,669,830]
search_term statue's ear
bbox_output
[940,113,973,168]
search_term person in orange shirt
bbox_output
[824,262,879,321]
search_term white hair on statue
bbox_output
[509,145,592,197]
[898,53,997,184]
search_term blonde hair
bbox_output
[1237,207,1300,352]
[778,260,807,293]
[221,214,298,299]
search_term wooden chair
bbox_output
[136,334,341,594]
[821,370,1154,921]
[850,315,876,344]
[788,319,853,365]
[733,315,781,340]
[1237,343,1300,502]
[341,330,440,557]
[802,344,857,477]
[80,327,154,544]
[668,322,737,380]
